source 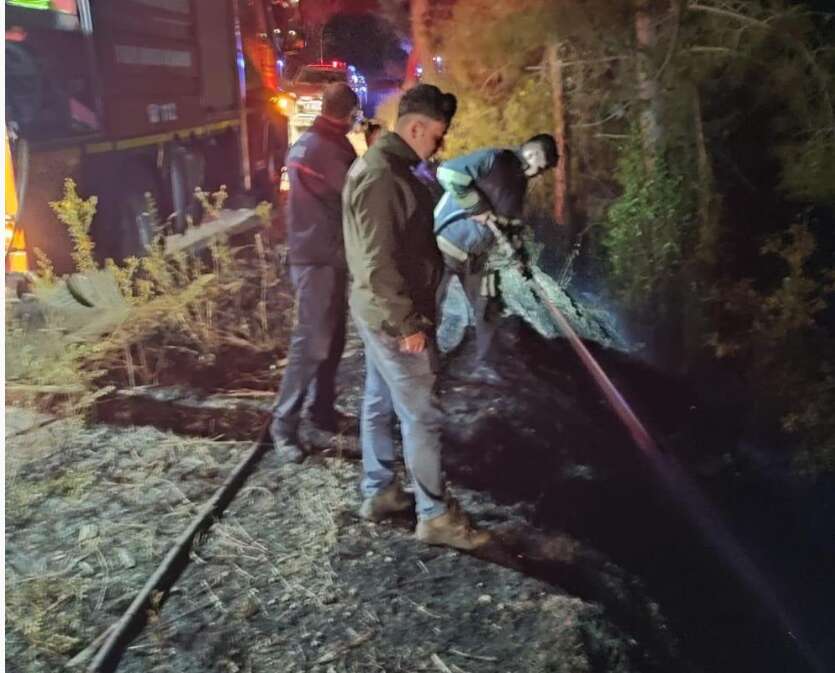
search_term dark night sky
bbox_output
[324,12,403,75]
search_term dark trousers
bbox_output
[437,254,498,362]
[273,264,347,437]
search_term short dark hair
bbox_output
[397,84,457,124]
[524,133,559,167]
[363,119,382,145]
[322,82,359,119]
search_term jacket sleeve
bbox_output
[436,150,496,216]
[290,139,356,219]
[350,171,428,337]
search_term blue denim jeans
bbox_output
[353,316,447,521]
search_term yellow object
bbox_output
[83,119,240,154]
[5,134,29,272]
[272,93,294,113]
[5,135,18,217]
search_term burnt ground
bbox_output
[6,291,835,672]
[438,319,835,673]
[5,419,672,673]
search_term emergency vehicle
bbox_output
[274,60,368,147]
[5,0,304,274]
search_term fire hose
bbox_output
[482,215,659,455]
[482,214,822,672]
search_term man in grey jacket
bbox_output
[343,84,490,550]
[271,82,359,463]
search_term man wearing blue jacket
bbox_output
[434,134,558,379]
[271,82,360,463]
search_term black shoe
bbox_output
[270,420,304,465]
[310,409,358,435]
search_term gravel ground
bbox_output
[5,409,668,673]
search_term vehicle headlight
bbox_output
[272,94,294,113]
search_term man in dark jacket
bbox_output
[434,135,558,379]
[343,84,490,551]
[271,82,359,463]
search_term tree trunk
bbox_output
[634,0,662,164]
[692,86,717,266]
[405,0,431,88]
[546,42,572,231]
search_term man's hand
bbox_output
[399,331,427,353]
[472,211,494,225]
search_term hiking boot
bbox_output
[415,501,491,550]
[270,420,304,465]
[359,483,413,521]
[310,409,358,435]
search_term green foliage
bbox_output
[48,178,98,273]
[431,0,835,473]
[255,200,273,227]
[777,131,835,207]
[708,221,835,474]
[32,247,55,287]
[758,223,833,335]
[194,184,229,221]
[602,128,693,310]
[12,177,289,395]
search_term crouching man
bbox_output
[434,135,559,381]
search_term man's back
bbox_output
[434,148,527,257]
[286,115,357,267]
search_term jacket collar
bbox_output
[312,114,351,138]
[376,131,421,166]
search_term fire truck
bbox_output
[4,0,304,274]
[274,59,368,147]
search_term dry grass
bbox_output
[4,421,250,673]
[9,179,291,399]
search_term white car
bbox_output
[274,60,369,190]
[275,60,368,147]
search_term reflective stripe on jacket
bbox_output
[434,148,527,258]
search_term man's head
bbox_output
[322,82,359,126]
[363,119,383,148]
[395,84,457,160]
[520,134,559,177]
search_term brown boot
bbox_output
[415,501,491,550]
[359,483,413,521]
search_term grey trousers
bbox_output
[436,254,499,362]
[272,264,347,437]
